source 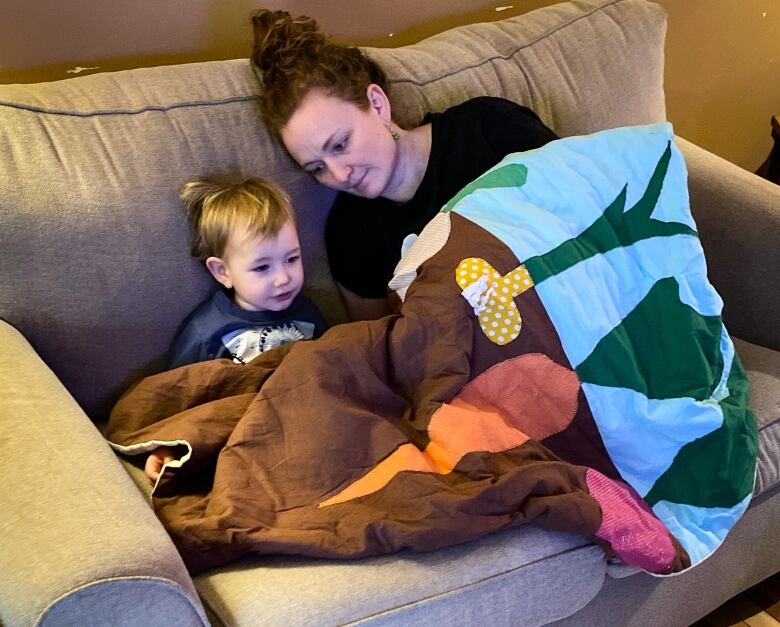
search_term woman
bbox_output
[251,9,558,321]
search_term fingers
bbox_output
[143,446,178,482]
[144,454,164,482]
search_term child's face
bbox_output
[207,220,304,312]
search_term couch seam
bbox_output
[759,415,780,431]
[36,575,208,627]
[340,542,603,626]
[197,594,227,627]
[386,0,630,87]
[0,94,256,118]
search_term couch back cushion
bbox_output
[0,0,667,418]
[0,60,339,418]
[371,0,667,134]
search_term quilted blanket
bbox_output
[107,123,757,575]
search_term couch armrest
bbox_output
[676,137,780,351]
[0,320,207,627]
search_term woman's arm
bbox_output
[337,283,393,321]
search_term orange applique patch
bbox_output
[319,354,580,508]
[453,353,581,441]
[319,406,529,508]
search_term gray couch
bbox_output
[1,0,778,625]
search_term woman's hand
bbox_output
[144,446,178,482]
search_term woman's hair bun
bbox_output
[250,9,324,75]
[249,7,387,137]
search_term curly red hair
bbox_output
[250,9,387,139]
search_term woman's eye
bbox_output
[333,137,348,153]
[309,164,324,178]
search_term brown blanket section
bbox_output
[106,214,670,574]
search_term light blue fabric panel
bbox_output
[579,331,734,498]
[675,263,725,317]
[533,234,705,368]
[647,139,693,229]
[452,189,583,261]
[581,382,725,496]
[651,492,753,565]
[713,327,736,402]
[452,122,692,264]
[450,123,714,371]
[446,122,757,573]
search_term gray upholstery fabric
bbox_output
[0,321,207,626]
[0,0,667,421]
[0,1,778,626]
[370,0,667,136]
[677,137,780,351]
[39,579,205,627]
[0,61,341,420]
[195,526,603,627]
[734,338,780,495]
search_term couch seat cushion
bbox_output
[194,525,604,627]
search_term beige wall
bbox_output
[1,1,777,172]
[0,0,551,82]
[656,0,778,173]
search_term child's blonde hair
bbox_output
[179,175,294,261]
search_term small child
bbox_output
[168,174,327,370]
[145,174,327,481]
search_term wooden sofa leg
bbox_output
[755,115,780,185]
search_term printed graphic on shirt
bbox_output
[221,322,313,364]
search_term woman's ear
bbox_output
[206,256,233,289]
[366,83,392,123]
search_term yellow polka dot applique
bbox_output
[456,258,534,345]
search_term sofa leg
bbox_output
[755,115,780,185]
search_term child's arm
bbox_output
[167,293,222,369]
[144,446,178,482]
[167,317,207,370]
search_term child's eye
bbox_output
[286,255,300,265]
[253,264,270,273]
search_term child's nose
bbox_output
[274,268,291,286]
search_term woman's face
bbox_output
[281,86,399,199]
